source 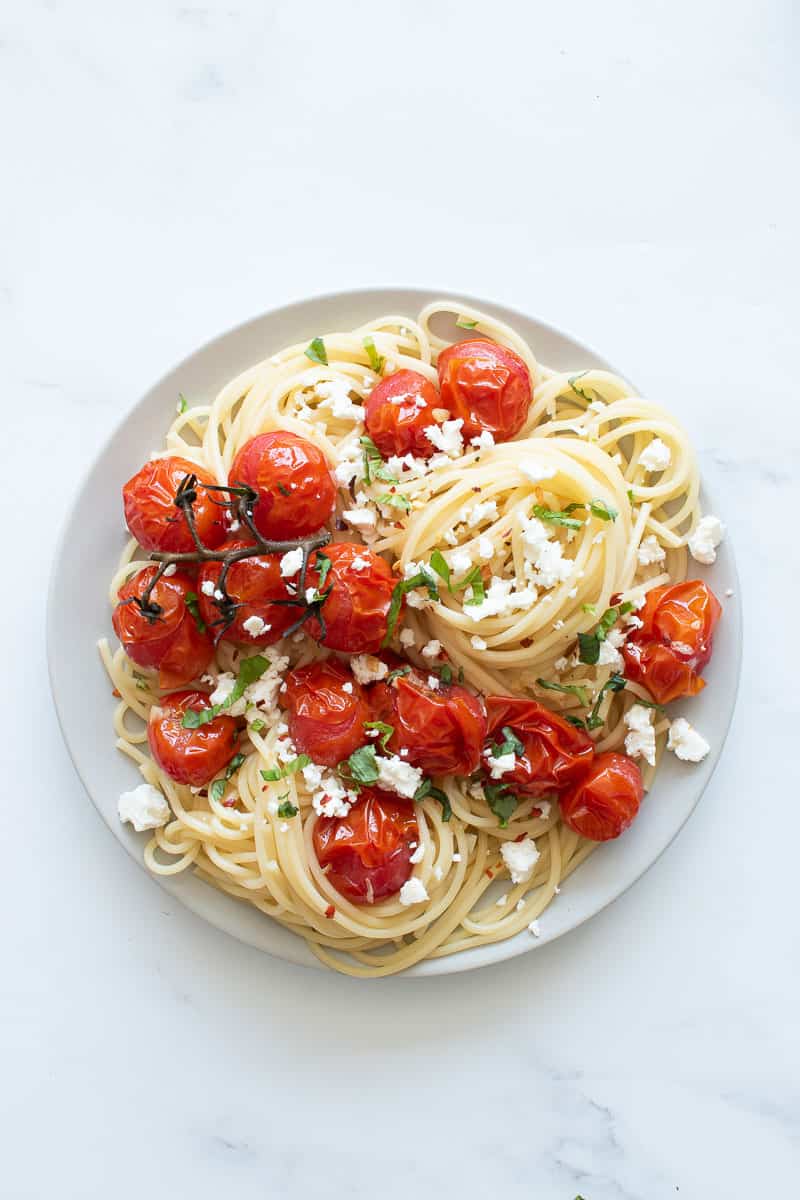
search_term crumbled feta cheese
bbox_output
[350,654,388,684]
[501,838,540,884]
[406,591,427,609]
[433,865,443,881]
[515,899,525,912]
[350,555,371,572]
[597,640,625,671]
[312,773,357,818]
[452,853,461,862]
[496,893,509,907]
[624,704,656,767]
[688,515,725,565]
[399,877,429,906]
[470,430,495,450]
[302,761,324,790]
[450,548,472,575]
[162,563,176,577]
[424,418,464,457]
[427,675,440,690]
[375,754,423,798]
[554,656,570,672]
[639,437,672,473]
[342,507,377,530]
[463,576,538,621]
[409,842,425,864]
[399,627,416,648]
[304,587,317,605]
[421,639,441,660]
[471,635,487,651]
[477,536,494,561]
[280,548,303,577]
[442,528,459,546]
[536,800,552,820]
[466,500,498,528]
[200,580,216,597]
[638,535,666,566]
[242,614,270,638]
[667,717,710,762]
[118,783,170,832]
[315,379,363,422]
[520,459,556,483]
[528,920,541,937]
[242,649,290,716]
[486,751,515,779]
[519,513,573,589]
[725,588,734,598]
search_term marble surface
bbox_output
[2,1,797,1195]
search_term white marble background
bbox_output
[2,1,798,1195]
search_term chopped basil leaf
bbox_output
[628,694,664,711]
[341,744,380,785]
[314,551,332,593]
[249,718,266,733]
[456,316,478,329]
[184,590,206,634]
[429,549,452,592]
[531,504,584,531]
[483,782,518,828]
[589,498,618,522]
[209,752,246,803]
[457,666,465,684]
[568,372,591,402]
[278,483,291,497]
[413,778,451,821]
[182,655,269,728]
[582,603,597,615]
[463,569,486,606]
[364,720,394,751]
[209,778,226,803]
[586,673,627,730]
[304,336,328,366]
[491,725,524,759]
[383,572,439,646]
[565,713,588,730]
[177,392,188,414]
[577,603,633,665]
[437,664,453,686]
[536,677,590,707]
[563,502,585,514]
[359,434,398,485]
[132,670,149,691]
[375,492,411,512]
[277,799,298,818]
[386,664,412,684]
[260,753,311,782]
[362,335,384,374]
[627,488,635,504]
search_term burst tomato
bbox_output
[123,456,226,553]
[370,668,486,776]
[283,659,370,767]
[482,696,595,798]
[560,752,644,841]
[112,566,214,689]
[306,542,398,653]
[623,580,722,704]
[148,690,240,786]
[196,538,297,646]
[313,788,418,903]
[364,369,442,458]
[437,338,532,442]
[229,431,336,540]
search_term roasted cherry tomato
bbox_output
[283,659,370,767]
[123,456,226,553]
[622,580,722,704]
[148,690,240,786]
[364,369,442,458]
[112,566,214,689]
[370,667,486,776]
[229,431,336,540]
[560,752,644,841]
[437,338,532,442]
[313,788,418,903]
[196,537,297,646]
[306,542,398,654]
[482,696,595,798]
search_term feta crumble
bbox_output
[520,459,557,483]
[450,549,472,575]
[500,838,540,884]
[486,750,515,779]
[471,635,487,651]
[421,639,441,660]
[350,654,388,684]
[466,500,498,527]
[470,430,495,450]
[638,535,666,566]
[399,627,416,648]
[409,842,425,864]
[200,580,216,597]
[424,418,464,458]
[667,717,710,762]
[242,614,270,638]
[399,877,429,906]
[342,507,377,531]
[118,783,171,832]
[638,438,672,473]
[688,515,725,565]
[375,754,423,798]
[315,378,363,422]
[477,536,494,561]
[279,547,303,577]
[624,704,656,767]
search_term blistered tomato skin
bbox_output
[369,669,487,776]
[283,660,370,768]
[306,542,398,654]
[313,788,419,903]
[482,696,595,798]
[123,456,226,553]
[560,752,644,842]
[148,690,240,787]
[364,369,442,458]
[196,538,297,646]
[623,580,722,704]
[437,338,532,442]
[229,431,336,540]
[112,566,214,689]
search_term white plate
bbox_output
[47,288,742,976]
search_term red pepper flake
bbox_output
[514,832,526,842]
[222,798,237,808]
[485,868,494,879]
[531,807,542,818]
[112,688,121,698]
[520,637,533,648]
[324,904,335,919]
[472,486,482,493]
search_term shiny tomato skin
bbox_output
[229,431,336,540]
[437,338,532,442]
[364,369,442,458]
[370,669,487,776]
[196,538,297,646]
[283,659,370,767]
[112,566,214,689]
[560,752,644,842]
[148,690,240,786]
[623,580,722,704]
[482,696,595,798]
[123,456,226,553]
[306,542,398,654]
[313,788,418,904]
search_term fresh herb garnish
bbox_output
[577,603,633,665]
[304,336,328,366]
[413,778,452,821]
[483,782,519,827]
[362,335,384,374]
[277,799,299,818]
[429,549,452,592]
[278,483,291,497]
[360,434,398,485]
[184,590,206,634]
[536,677,591,707]
[177,392,188,414]
[364,721,394,751]
[386,664,412,684]
[376,492,411,512]
[437,664,453,686]
[463,568,486,606]
[260,753,311,782]
[568,372,592,402]
[627,488,635,503]
[456,316,478,329]
[490,725,524,759]
[209,752,246,803]
[582,603,597,615]
[585,673,627,730]
[183,655,270,728]
[382,572,439,645]
[589,498,618,522]
[249,718,266,733]
[531,504,584,531]
[340,744,380,785]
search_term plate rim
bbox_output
[47,286,743,977]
